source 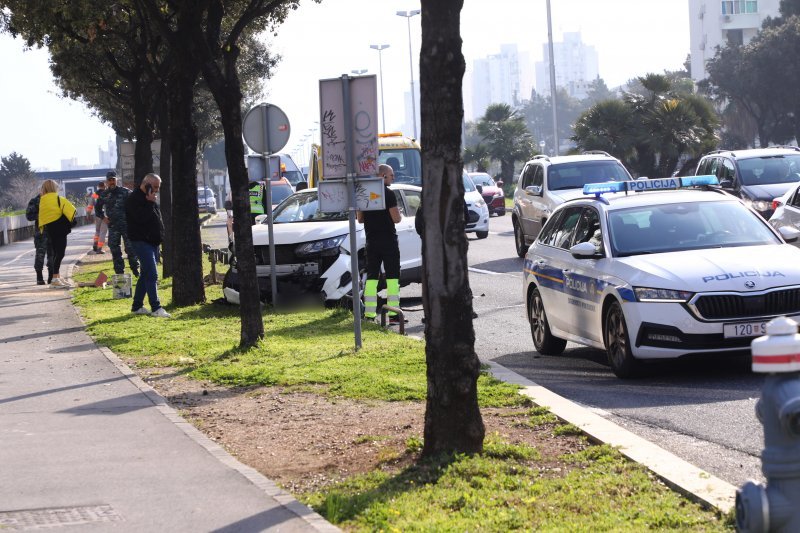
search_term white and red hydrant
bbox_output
[736,316,800,533]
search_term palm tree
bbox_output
[476,103,534,183]
[462,144,491,172]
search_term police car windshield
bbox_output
[271,191,348,223]
[608,200,780,257]
[548,161,631,191]
[737,155,800,186]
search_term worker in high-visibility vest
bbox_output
[356,164,402,324]
[248,180,265,225]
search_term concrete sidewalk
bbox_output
[0,227,337,532]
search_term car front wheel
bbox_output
[476,230,489,239]
[604,301,641,378]
[514,219,529,258]
[529,288,566,355]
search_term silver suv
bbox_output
[693,147,800,219]
[512,152,632,257]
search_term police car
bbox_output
[522,175,800,378]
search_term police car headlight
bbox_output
[633,287,694,302]
[295,235,346,257]
[474,198,487,208]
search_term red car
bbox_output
[468,172,505,216]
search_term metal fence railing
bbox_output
[0,208,92,247]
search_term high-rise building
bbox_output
[98,138,116,168]
[689,0,780,81]
[535,32,598,100]
[471,44,533,121]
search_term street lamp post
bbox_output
[351,69,368,76]
[396,9,420,139]
[546,0,559,156]
[370,44,390,133]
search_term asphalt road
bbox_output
[201,209,766,487]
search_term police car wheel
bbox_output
[528,288,566,355]
[476,231,489,239]
[514,220,529,258]
[604,301,641,378]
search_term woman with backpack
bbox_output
[37,179,77,288]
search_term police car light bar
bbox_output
[582,175,719,197]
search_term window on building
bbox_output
[721,1,758,15]
[726,29,744,46]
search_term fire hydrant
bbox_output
[736,316,800,533]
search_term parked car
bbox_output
[222,184,423,306]
[197,187,216,213]
[463,172,490,239]
[468,172,505,216]
[768,181,800,247]
[523,175,800,378]
[512,151,633,257]
[692,147,800,219]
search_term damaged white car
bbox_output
[222,184,423,306]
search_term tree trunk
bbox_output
[168,9,205,306]
[420,0,484,457]
[158,100,174,279]
[200,46,264,347]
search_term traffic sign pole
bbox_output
[342,75,363,350]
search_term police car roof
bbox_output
[581,188,735,211]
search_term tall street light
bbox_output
[351,69,368,76]
[546,0,559,156]
[396,9,420,139]
[370,44,390,133]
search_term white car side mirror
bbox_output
[254,214,268,225]
[779,225,800,243]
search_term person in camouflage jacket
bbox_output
[25,193,53,285]
[101,171,139,276]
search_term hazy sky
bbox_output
[0,0,689,171]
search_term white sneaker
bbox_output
[50,278,72,288]
[132,307,151,316]
[151,307,171,318]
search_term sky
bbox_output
[0,0,689,171]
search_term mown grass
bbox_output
[70,257,733,532]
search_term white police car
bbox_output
[523,175,800,378]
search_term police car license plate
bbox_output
[723,322,767,338]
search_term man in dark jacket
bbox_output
[125,173,168,318]
[103,171,139,276]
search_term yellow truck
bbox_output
[308,132,422,187]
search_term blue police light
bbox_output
[583,181,628,196]
[583,175,719,197]
[679,175,719,187]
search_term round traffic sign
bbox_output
[242,103,291,154]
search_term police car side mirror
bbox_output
[720,178,734,188]
[779,226,800,243]
[254,214,268,225]
[570,241,603,259]
[525,185,542,196]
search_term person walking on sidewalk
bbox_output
[356,164,402,323]
[25,191,53,285]
[125,173,169,318]
[37,179,76,288]
[103,171,139,277]
[87,181,108,254]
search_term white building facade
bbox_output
[471,44,533,121]
[535,32,598,100]
[689,0,780,81]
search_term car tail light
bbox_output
[772,199,784,211]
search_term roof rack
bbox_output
[532,154,549,161]
[581,150,611,157]
[771,145,800,152]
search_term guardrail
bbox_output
[0,208,92,247]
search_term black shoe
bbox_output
[37,279,45,286]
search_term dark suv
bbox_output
[693,147,800,219]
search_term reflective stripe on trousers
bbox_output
[385,278,399,316]
[364,279,378,318]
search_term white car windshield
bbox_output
[608,200,780,257]
[548,161,631,191]
[272,191,348,223]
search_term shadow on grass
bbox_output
[314,452,455,524]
